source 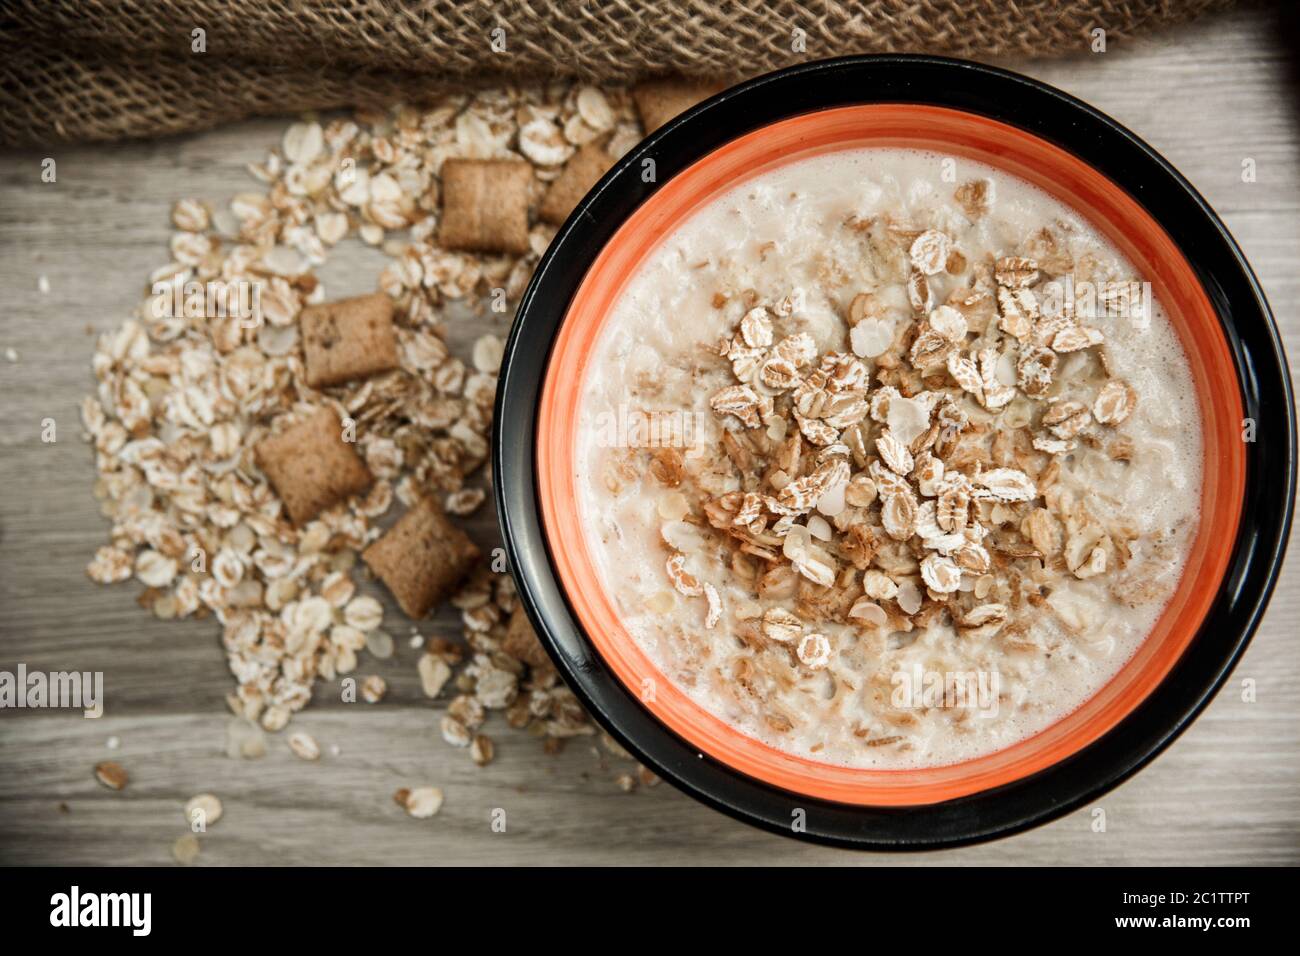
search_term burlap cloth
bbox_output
[0,1,1238,146]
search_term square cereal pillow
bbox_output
[362,496,480,618]
[503,605,553,671]
[438,159,532,255]
[631,79,724,133]
[254,407,373,525]
[300,292,399,388]
[540,137,614,226]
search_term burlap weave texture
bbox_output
[0,1,1237,144]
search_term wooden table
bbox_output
[1,6,1297,865]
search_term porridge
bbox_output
[575,148,1203,769]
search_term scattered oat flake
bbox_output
[441,714,472,748]
[401,786,444,818]
[445,487,486,515]
[185,793,223,826]
[288,731,321,761]
[418,654,453,698]
[360,674,388,703]
[94,761,128,790]
[344,596,384,631]
[471,334,504,373]
[172,834,201,865]
[80,92,544,739]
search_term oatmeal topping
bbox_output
[673,246,1137,646]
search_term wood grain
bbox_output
[1,6,1297,865]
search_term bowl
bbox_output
[494,55,1295,848]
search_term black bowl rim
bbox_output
[493,54,1296,850]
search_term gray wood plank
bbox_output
[1,5,1297,865]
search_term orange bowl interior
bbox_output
[536,105,1245,806]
